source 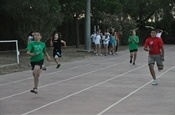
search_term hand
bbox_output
[144,48,149,52]
[31,53,37,56]
[161,55,164,61]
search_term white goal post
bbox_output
[0,40,20,67]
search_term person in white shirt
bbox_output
[90,31,96,52]
[156,29,163,38]
[102,32,110,56]
[95,30,102,55]
[27,32,34,44]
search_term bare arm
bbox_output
[144,47,149,51]
[44,51,51,61]
[161,46,164,61]
[61,40,66,48]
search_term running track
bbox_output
[0,45,174,115]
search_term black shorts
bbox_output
[30,59,44,70]
[53,49,62,58]
[130,49,138,52]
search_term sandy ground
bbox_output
[0,45,128,75]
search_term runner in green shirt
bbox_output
[128,30,139,65]
[26,31,51,94]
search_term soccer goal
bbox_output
[0,40,20,67]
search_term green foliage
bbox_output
[1,0,175,49]
[3,0,63,44]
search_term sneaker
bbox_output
[152,79,158,85]
[56,64,61,68]
[133,62,135,65]
[130,60,132,63]
[42,67,47,70]
[30,88,38,94]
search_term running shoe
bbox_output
[42,67,47,70]
[130,60,132,63]
[56,64,61,68]
[152,79,158,85]
[30,88,38,94]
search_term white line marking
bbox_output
[1,46,174,100]
[0,50,129,86]
[21,65,146,115]
[97,66,175,115]
[0,59,130,101]
[1,46,173,85]
[0,64,89,86]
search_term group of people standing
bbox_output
[90,29,120,56]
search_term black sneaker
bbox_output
[56,64,61,68]
[42,67,47,70]
[130,60,132,63]
[30,88,38,94]
[133,62,135,65]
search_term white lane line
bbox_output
[0,59,130,101]
[0,50,129,86]
[0,64,89,86]
[97,66,175,115]
[21,65,146,115]
[1,47,174,100]
[1,46,173,86]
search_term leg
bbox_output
[32,65,41,89]
[130,52,133,63]
[113,45,116,55]
[149,64,156,80]
[156,55,164,71]
[105,44,108,55]
[54,58,61,68]
[133,51,137,65]
[54,58,59,65]
[158,65,164,71]
[115,42,118,53]
[31,65,41,94]
[148,56,158,85]
[93,43,96,51]
[95,44,98,55]
[149,64,158,85]
[53,51,61,68]
[98,44,102,55]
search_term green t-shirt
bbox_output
[26,41,46,62]
[128,35,139,50]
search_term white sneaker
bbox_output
[152,79,158,85]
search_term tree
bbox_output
[91,0,122,31]
[58,0,85,48]
[2,0,63,45]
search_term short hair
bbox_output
[151,29,157,32]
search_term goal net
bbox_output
[0,40,20,67]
